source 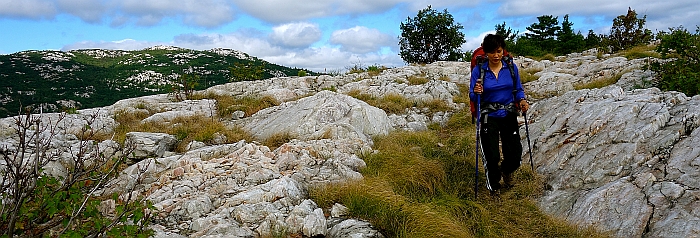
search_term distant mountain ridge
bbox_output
[0,45,310,118]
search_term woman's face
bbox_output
[486,47,504,65]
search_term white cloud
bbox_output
[330,26,393,53]
[113,0,235,27]
[232,0,333,23]
[57,0,106,23]
[231,0,477,24]
[0,0,57,19]
[270,22,322,48]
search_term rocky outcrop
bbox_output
[239,90,392,143]
[524,85,700,237]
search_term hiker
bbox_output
[470,34,529,194]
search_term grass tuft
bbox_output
[407,74,430,85]
[619,45,660,60]
[310,107,611,238]
[573,70,629,90]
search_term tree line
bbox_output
[399,6,700,96]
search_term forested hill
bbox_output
[0,45,310,118]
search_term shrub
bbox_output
[651,26,700,96]
[170,73,200,101]
[1,111,154,237]
[367,65,387,77]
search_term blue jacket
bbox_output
[469,59,526,118]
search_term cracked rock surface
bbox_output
[525,85,700,237]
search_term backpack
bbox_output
[469,46,518,122]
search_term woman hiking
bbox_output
[470,34,530,195]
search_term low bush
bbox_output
[651,26,700,97]
[1,112,154,237]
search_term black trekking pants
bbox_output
[480,113,522,191]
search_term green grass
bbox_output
[311,87,609,238]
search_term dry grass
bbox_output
[112,110,254,153]
[619,45,660,60]
[520,68,542,84]
[573,70,629,90]
[347,90,416,115]
[262,131,295,150]
[192,92,280,118]
[407,74,430,85]
[310,108,611,238]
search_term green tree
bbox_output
[495,21,519,48]
[556,15,585,54]
[399,5,466,64]
[524,15,561,53]
[584,30,602,49]
[171,73,200,101]
[605,7,652,52]
[651,26,700,96]
[229,62,266,82]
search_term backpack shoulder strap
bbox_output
[503,55,518,98]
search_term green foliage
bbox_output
[1,112,154,237]
[399,5,466,64]
[495,21,519,48]
[170,73,201,101]
[651,26,700,96]
[556,15,586,55]
[297,70,307,77]
[524,15,560,53]
[585,30,603,50]
[604,7,652,52]
[230,62,266,82]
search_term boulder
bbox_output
[240,91,392,143]
[525,85,700,237]
[125,132,177,159]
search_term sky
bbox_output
[1,0,699,73]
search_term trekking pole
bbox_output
[523,112,534,173]
[474,83,482,199]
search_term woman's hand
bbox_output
[518,99,529,113]
[474,83,483,94]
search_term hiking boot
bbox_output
[502,172,514,188]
